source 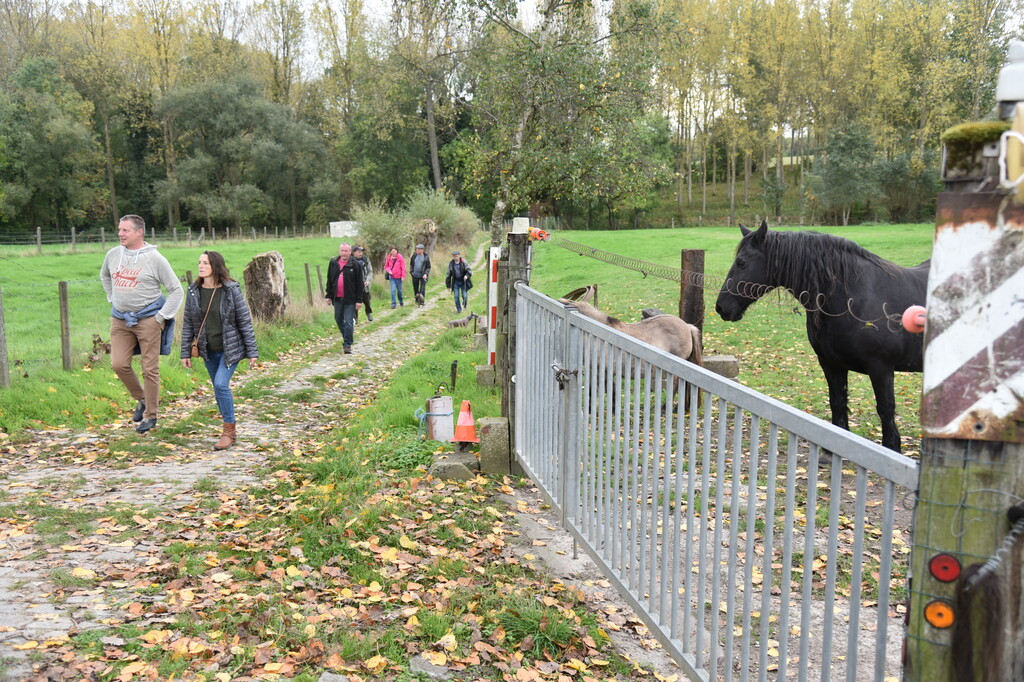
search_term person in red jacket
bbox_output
[384,247,406,308]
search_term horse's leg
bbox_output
[819,363,850,432]
[868,370,901,453]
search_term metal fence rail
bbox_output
[514,284,918,682]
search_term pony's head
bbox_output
[559,298,612,324]
[715,220,773,322]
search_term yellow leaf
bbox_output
[363,654,389,673]
[379,547,399,563]
[71,567,96,579]
[399,535,418,550]
[264,662,283,672]
[211,572,232,582]
[141,629,172,644]
[424,651,447,665]
[286,565,303,578]
[437,632,458,652]
[12,641,38,650]
[216,675,232,682]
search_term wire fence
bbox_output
[546,234,908,329]
[0,224,333,250]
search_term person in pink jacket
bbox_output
[384,247,406,308]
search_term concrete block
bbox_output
[478,417,510,474]
[476,364,496,387]
[429,459,475,481]
[704,354,739,379]
[472,332,487,349]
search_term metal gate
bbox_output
[514,284,918,682]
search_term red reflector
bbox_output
[929,553,961,582]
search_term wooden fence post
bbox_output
[0,287,10,388]
[173,227,178,245]
[188,228,193,247]
[679,249,705,334]
[58,281,71,371]
[904,102,1024,679]
[36,227,41,255]
[71,226,77,253]
[304,263,313,306]
[315,265,324,298]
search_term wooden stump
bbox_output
[244,251,289,321]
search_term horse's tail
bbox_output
[951,563,1003,682]
[688,326,703,367]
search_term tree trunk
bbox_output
[425,78,442,190]
[243,251,289,321]
[101,108,118,225]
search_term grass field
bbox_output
[0,237,395,434]
[527,222,935,451]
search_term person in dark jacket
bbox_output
[409,243,431,306]
[179,251,259,450]
[445,251,472,313]
[351,245,374,323]
[325,242,366,354]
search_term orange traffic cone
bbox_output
[450,400,480,444]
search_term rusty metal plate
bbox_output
[921,192,1024,441]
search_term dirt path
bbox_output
[0,245,682,681]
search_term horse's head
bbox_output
[715,221,773,322]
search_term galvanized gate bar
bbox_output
[513,284,918,682]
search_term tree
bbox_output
[457,0,664,243]
[807,124,878,225]
[0,57,104,231]
[155,76,326,230]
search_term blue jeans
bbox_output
[333,299,356,346]
[203,351,239,423]
[452,281,468,311]
[389,277,404,307]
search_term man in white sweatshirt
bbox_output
[100,215,183,433]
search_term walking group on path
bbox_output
[100,215,475,452]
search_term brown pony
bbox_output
[561,299,703,367]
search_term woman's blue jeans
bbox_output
[203,351,239,423]
[390,277,404,306]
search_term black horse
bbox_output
[715,221,930,452]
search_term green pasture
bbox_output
[0,237,380,433]
[527,223,935,451]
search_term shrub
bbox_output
[353,199,407,270]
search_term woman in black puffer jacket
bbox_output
[179,251,259,450]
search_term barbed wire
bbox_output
[546,234,907,331]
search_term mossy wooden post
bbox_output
[71,226,76,253]
[315,265,324,300]
[905,117,1024,680]
[0,287,10,388]
[304,263,313,306]
[36,226,41,255]
[58,281,71,371]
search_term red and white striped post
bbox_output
[487,245,500,366]
[905,48,1024,679]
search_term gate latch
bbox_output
[551,363,578,391]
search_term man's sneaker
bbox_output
[132,400,146,423]
[367,315,374,321]
[343,345,353,355]
[136,418,157,433]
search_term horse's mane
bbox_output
[759,230,903,297]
